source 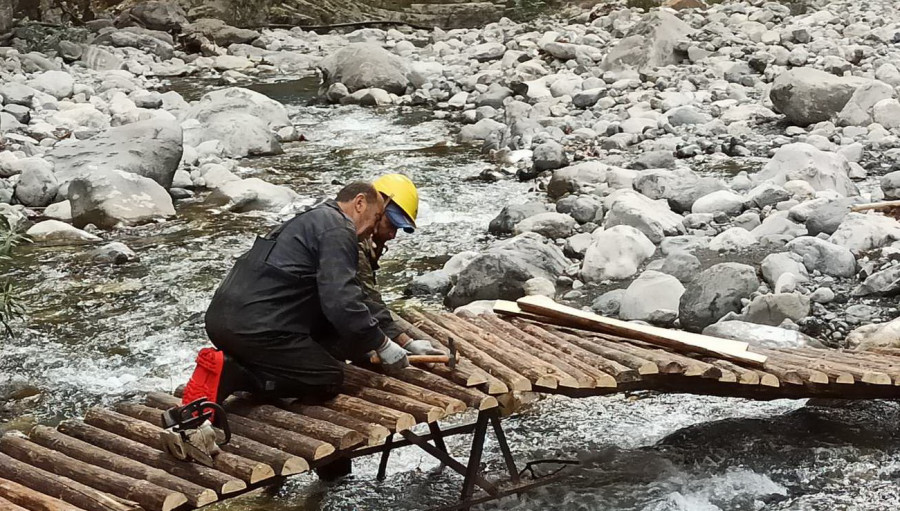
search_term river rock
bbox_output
[443,251,478,283]
[709,227,756,252]
[592,289,625,316]
[604,189,685,244]
[703,321,822,349]
[786,236,856,278]
[93,28,174,59]
[601,10,694,71]
[183,18,259,46]
[47,118,183,189]
[13,160,58,207]
[679,262,759,332]
[769,68,869,126]
[319,43,410,96]
[830,212,900,254]
[459,119,506,144]
[744,293,810,326]
[581,225,656,282]
[68,168,176,229]
[547,161,608,199]
[489,202,553,235]
[619,270,685,323]
[849,317,900,350]
[691,190,744,216]
[25,220,101,243]
[27,71,74,100]
[446,232,569,308]
[532,141,568,172]
[88,242,139,264]
[753,143,857,196]
[874,99,900,129]
[0,83,36,107]
[127,2,189,32]
[746,182,791,209]
[835,80,895,127]
[44,200,72,222]
[788,197,854,236]
[761,252,810,287]
[633,168,726,213]
[852,266,900,296]
[204,178,299,213]
[660,250,701,283]
[514,212,576,239]
[883,171,900,200]
[523,277,556,297]
[406,270,452,296]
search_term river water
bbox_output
[4,78,900,510]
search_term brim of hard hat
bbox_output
[386,203,415,233]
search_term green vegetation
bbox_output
[0,218,27,336]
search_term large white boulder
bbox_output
[25,220,101,243]
[204,178,299,213]
[603,189,685,244]
[752,143,857,197]
[679,262,759,332]
[786,236,857,278]
[514,212,576,239]
[601,10,695,71]
[769,68,869,126]
[835,80,895,127]
[68,168,176,229]
[318,43,411,96]
[581,225,656,282]
[829,212,900,254]
[619,270,685,323]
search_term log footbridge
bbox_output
[3,296,899,511]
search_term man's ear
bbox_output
[355,193,367,212]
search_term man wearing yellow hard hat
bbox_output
[359,174,446,357]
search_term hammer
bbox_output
[371,338,457,369]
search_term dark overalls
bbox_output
[204,200,387,399]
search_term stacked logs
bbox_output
[7,309,900,511]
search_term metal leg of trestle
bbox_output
[376,434,394,481]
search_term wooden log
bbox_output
[374,367,498,410]
[567,331,686,374]
[286,404,390,446]
[760,350,856,384]
[431,311,576,389]
[503,319,638,384]
[395,313,492,388]
[400,311,512,395]
[793,349,898,385]
[0,496,27,511]
[755,370,781,387]
[706,362,737,383]
[344,385,444,423]
[87,406,273,485]
[323,394,416,432]
[465,316,599,388]
[29,426,216,508]
[0,452,138,511]
[406,310,529,392]
[0,477,84,511]
[223,398,364,450]
[542,327,659,375]
[121,397,333,462]
[761,360,827,385]
[850,200,900,212]
[613,338,722,379]
[707,359,760,385]
[343,365,468,414]
[56,421,247,494]
[0,434,187,511]
[515,295,768,366]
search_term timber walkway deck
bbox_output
[2,300,900,511]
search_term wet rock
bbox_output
[489,202,552,235]
[849,317,900,350]
[443,250,478,283]
[744,293,810,327]
[852,266,900,296]
[406,270,452,296]
[205,178,298,213]
[581,225,656,282]
[679,262,759,332]
[786,236,857,278]
[703,320,822,349]
[836,80,894,127]
[830,212,900,254]
[446,232,569,308]
[547,161,608,199]
[319,43,410,96]
[601,10,694,71]
[48,118,183,189]
[604,189,685,244]
[26,220,100,242]
[532,141,568,172]
[68,168,176,229]
[88,242,139,264]
[753,143,857,197]
[691,190,744,216]
[523,277,556,297]
[13,160,58,207]
[514,212,576,240]
[769,68,868,126]
[760,252,809,287]
[459,119,506,144]
[619,270,685,323]
[27,70,74,100]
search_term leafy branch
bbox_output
[0,217,29,336]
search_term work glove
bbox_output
[376,338,409,371]
[404,339,447,356]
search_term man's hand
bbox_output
[404,339,447,356]
[376,338,409,371]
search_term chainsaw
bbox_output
[160,398,231,467]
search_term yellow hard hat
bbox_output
[373,173,418,231]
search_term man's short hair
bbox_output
[336,181,379,204]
